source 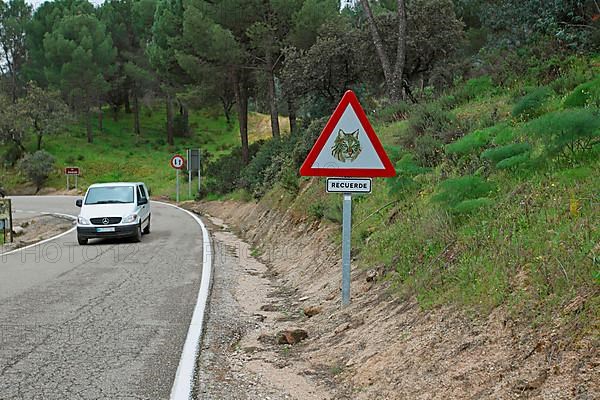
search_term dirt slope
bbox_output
[189,200,598,400]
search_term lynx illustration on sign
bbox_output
[331,129,361,162]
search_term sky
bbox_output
[26,0,104,8]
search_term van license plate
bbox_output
[97,227,115,233]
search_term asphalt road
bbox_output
[0,196,204,400]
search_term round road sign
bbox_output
[170,154,185,170]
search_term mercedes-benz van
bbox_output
[75,182,151,245]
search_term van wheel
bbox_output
[143,217,151,234]
[78,236,88,245]
[133,224,142,243]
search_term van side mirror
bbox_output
[76,199,83,207]
[138,198,148,205]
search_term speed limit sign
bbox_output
[170,154,185,170]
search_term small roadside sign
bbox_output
[170,154,185,170]
[171,154,186,202]
[326,178,371,193]
[65,167,80,191]
[300,90,395,307]
[65,167,80,175]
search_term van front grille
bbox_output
[90,217,122,225]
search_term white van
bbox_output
[75,182,151,245]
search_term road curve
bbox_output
[0,196,204,400]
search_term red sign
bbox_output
[300,90,395,177]
[65,167,80,175]
[170,154,185,170]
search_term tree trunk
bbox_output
[86,110,93,143]
[10,68,17,104]
[287,98,297,135]
[166,94,174,146]
[37,134,43,151]
[233,70,249,164]
[266,50,280,138]
[180,101,190,136]
[393,0,407,99]
[133,93,141,135]
[112,105,119,121]
[360,0,406,101]
[124,95,131,113]
[221,97,233,125]
[98,108,104,132]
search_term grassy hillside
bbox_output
[1,106,289,199]
[254,55,599,333]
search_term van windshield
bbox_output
[85,186,134,205]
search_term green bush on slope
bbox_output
[562,77,600,109]
[432,175,495,214]
[511,86,554,120]
[526,108,600,159]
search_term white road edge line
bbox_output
[154,201,213,400]
[0,212,77,257]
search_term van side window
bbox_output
[137,185,146,201]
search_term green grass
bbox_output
[258,56,599,333]
[1,105,280,200]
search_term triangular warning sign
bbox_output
[300,90,396,178]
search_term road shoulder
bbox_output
[194,214,335,400]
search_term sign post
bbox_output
[65,167,80,191]
[170,154,185,202]
[300,90,395,306]
[187,149,201,196]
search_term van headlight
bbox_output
[78,217,90,225]
[123,214,138,224]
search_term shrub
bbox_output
[438,94,459,110]
[323,201,343,224]
[492,125,517,145]
[563,78,600,109]
[279,160,300,196]
[2,144,24,167]
[432,175,495,214]
[308,202,325,220]
[481,143,532,165]
[512,86,553,120]
[452,197,494,213]
[526,108,600,160]
[495,152,531,169]
[446,128,493,156]
[374,101,411,123]
[387,154,430,198]
[413,134,444,167]
[242,137,296,198]
[456,76,496,102]
[19,150,55,192]
[204,143,261,195]
[407,102,455,139]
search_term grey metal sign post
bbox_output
[328,179,371,306]
[176,169,180,202]
[187,149,201,196]
[341,193,352,305]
